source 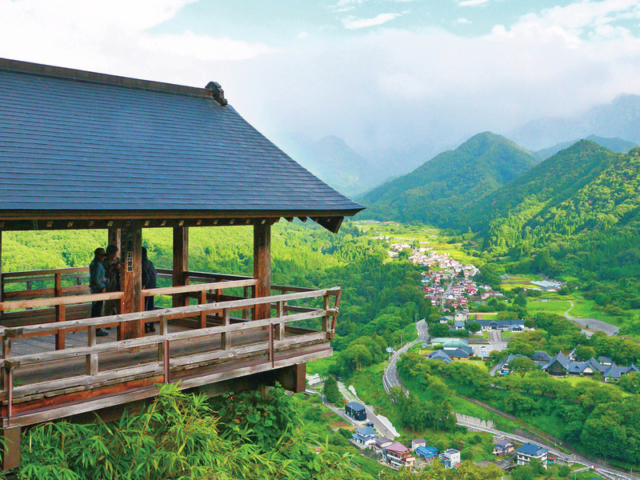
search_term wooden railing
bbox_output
[1,267,91,301]
[0,287,340,427]
[0,268,262,347]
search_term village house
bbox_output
[440,449,461,469]
[492,440,515,456]
[411,439,426,451]
[541,352,639,381]
[477,320,525,331]
[372,437,394,456]
[345,402,367,422]
[352,426,377,448]
[383,442,416,469]
[428,350,453,364]
[516,443,548,468]
[415,446,440,462]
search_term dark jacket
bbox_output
[142,259,157,289]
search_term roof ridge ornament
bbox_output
[206,81,228,106]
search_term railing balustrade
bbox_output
[0,287,340,427]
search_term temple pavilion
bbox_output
[0,58,362,469]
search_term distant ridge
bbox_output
[510,94,640,150]
[535,135,638,160]
[358,132,539,227]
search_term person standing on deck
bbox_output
[142,247,158,333]
[103,245,121,319]
[89,247,109,337]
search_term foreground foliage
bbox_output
[19,384,358,480]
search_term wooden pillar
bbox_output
[253,223,271,320]
[121,225,143,339]
[0,426,21,470]
[0,229,3,321]
[54,273,66,350]
[172,227,189,308]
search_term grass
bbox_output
[527,300,572,315]
[568,296,625,326]
[307,356,336,377]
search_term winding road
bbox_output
[383,319,429,397]
[563,300,620,337]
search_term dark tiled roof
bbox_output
[0,59,363,219]
[477,320,524,328]
[532,351,552,363]
[449,349,470,358]
[346,402,365,412]
[428,350,453,364]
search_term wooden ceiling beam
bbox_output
[0,217,283,232]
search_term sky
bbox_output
[2,0,640,158]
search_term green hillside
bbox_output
[358,132,539,226]
[463,141,640,284]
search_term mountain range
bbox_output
[358,132,540,226]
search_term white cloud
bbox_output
[342,13,402,29]
[457,0,490,7]
[455,18,472,25]
[504,0,640,40]
[297,31,309,40]
[0,0,273,76]
[2,0,640,160]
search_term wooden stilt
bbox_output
[173,227,189,308]
[121,225,143,339]
[253,224,271,320]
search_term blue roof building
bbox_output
[415,446,439,460]
[352,426,377,447]
[516,443,548,467]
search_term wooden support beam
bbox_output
[199,290,207,328]
[253,223,271,320]
[172,227,189,308]
[221,308,231,350]
[273,363,306,394]
[54,273,66,350]
[0,426,21,471]
[0,230,3,322]
[121,226,143,339]
[86,326,98,376]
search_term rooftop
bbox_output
[0,58,362,231]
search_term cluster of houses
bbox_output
[492,437,551,468]
[500,350,639,381]
[346,403,460,470]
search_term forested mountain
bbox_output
[458,141,640,282]
[534,135,638,160]
[358,132,540,226]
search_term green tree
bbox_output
[574,345,596,361]
[509,357,536,377]
[323,376,342,404]
[619,372,640,395]
[467,321,481,334]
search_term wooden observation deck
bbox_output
[0,58,363,469]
